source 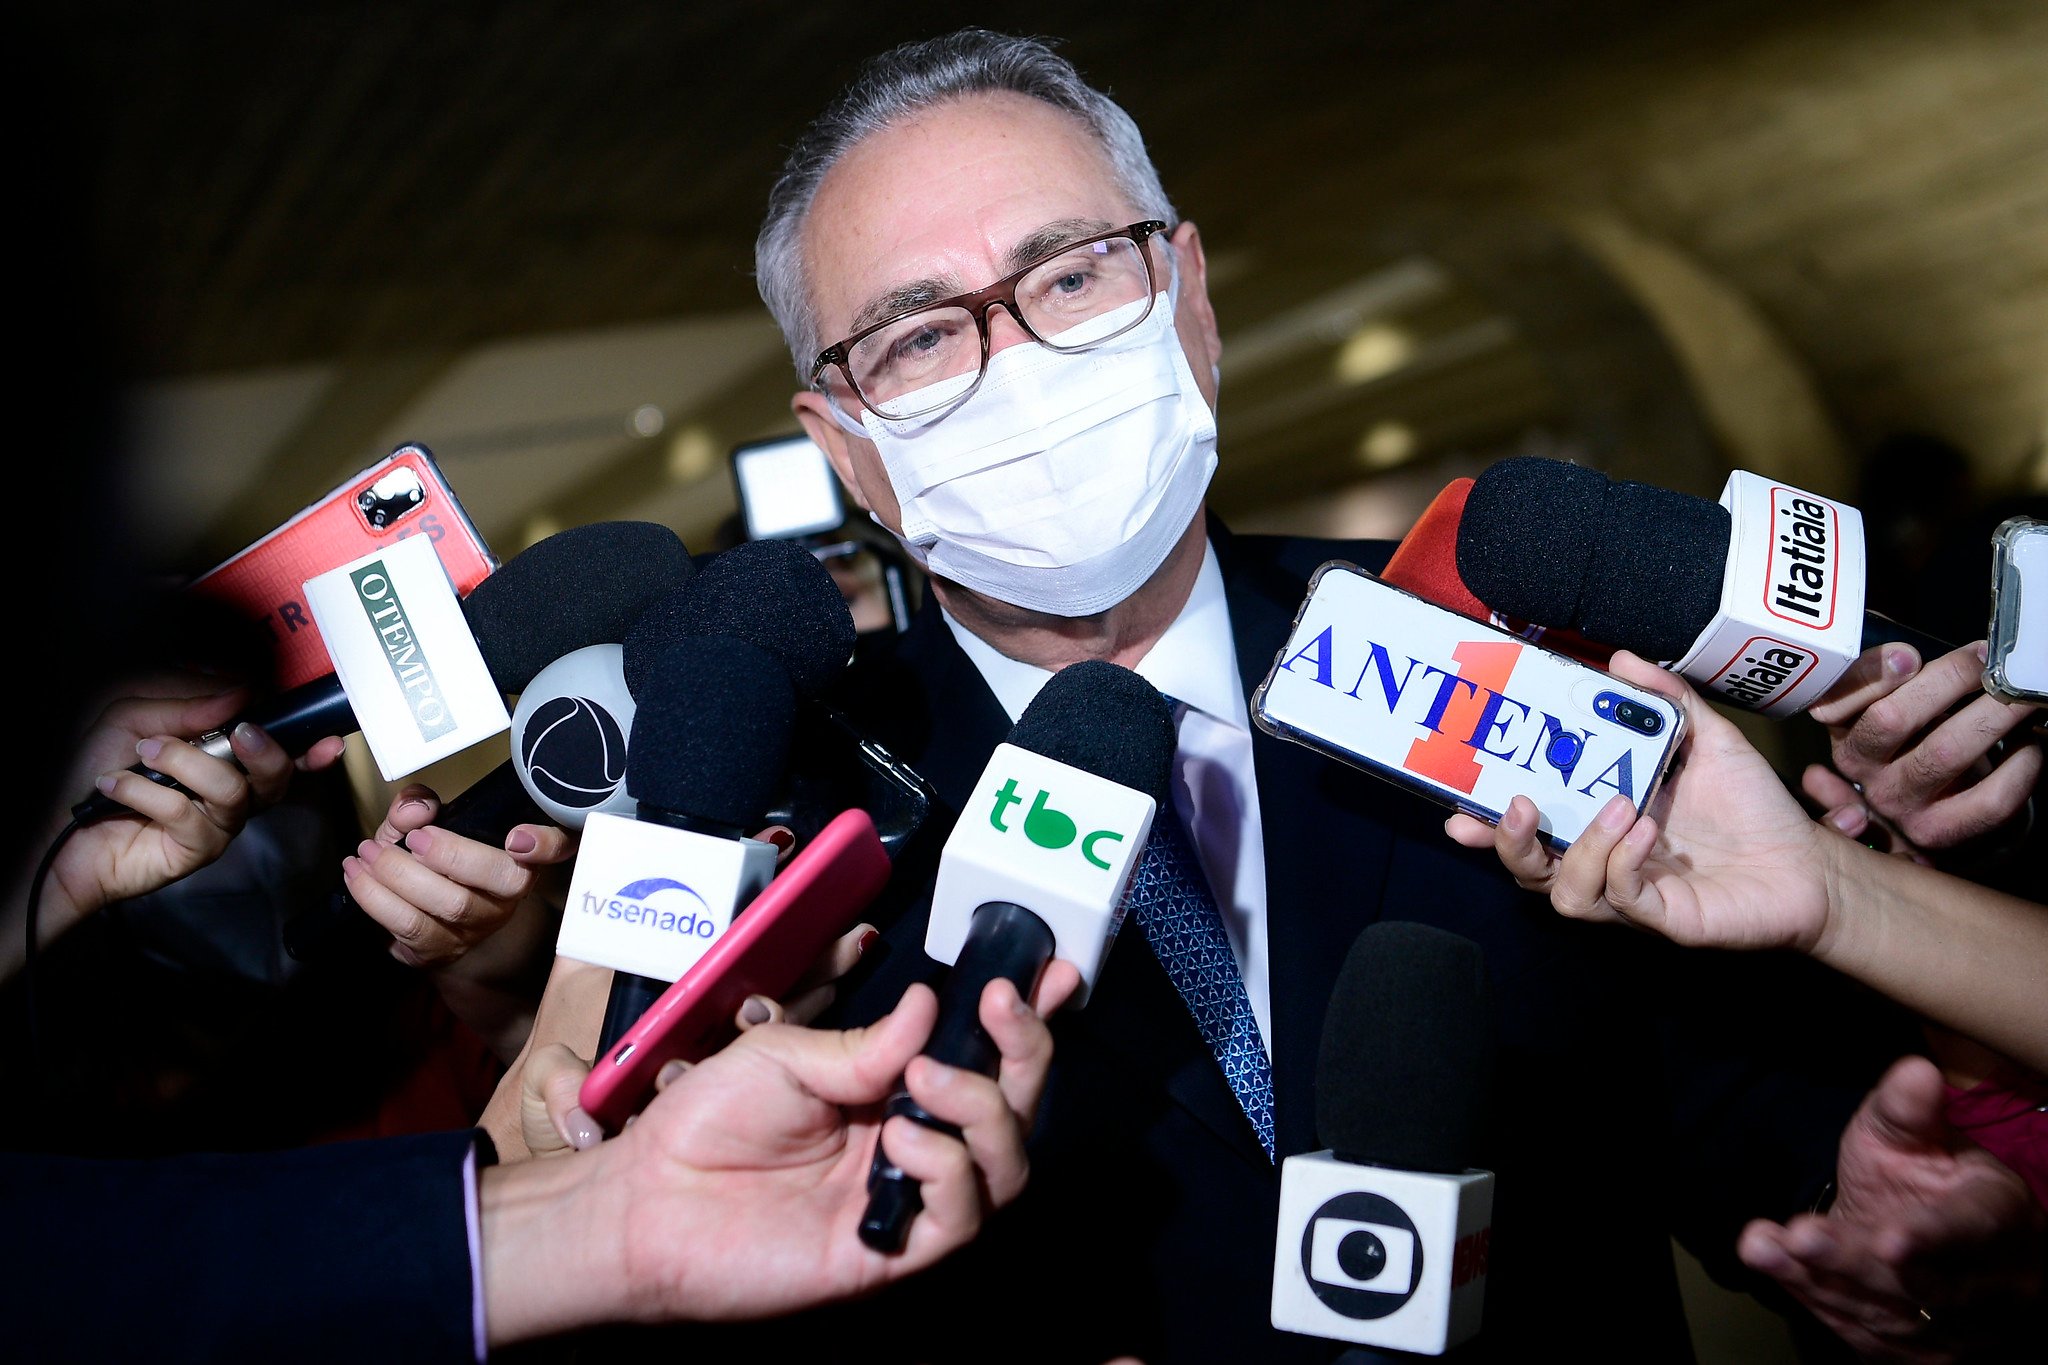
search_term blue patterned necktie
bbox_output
[1126,724,1276,1160]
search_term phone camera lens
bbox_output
[1595,691,1664,736]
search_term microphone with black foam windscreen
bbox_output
[1271,921,1495,1355]
[1380,477,1616,668]
[858,660,1176,1252]
[566,539,859,1054]
[77,520,692,828]
[282,521,694,960]
[563,635,793,1054]
[1455,457,1953,715]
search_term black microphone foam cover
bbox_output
[1574,479,1731,661]
[463,521,693,694]
[1317,921,1492,1173]
[1457,457,1733,661]
[626,635,794,829]
[622,539,857,700]
[1458,457,1608,627]
[1006,660,1176,807]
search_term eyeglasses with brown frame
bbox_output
[810,219,1172,423]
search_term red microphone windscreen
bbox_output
[1382,480,1489,621]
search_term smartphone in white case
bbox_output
[1252,562,1686,849]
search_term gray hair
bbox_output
[755,28,1178,378]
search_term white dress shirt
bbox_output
[942,541,1273,1055]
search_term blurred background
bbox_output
[34,1,2048,1357]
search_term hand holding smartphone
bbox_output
[1253,563,1685,849]
[579,809,893,1132]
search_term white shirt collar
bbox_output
[941,540,1249,732]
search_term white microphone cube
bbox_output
[1271,1150,1493,1355]
[303,532,510,779]
[924,743,1155,1006]
[1671,470,1868,717]
[557,813,777,981]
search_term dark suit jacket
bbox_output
[4,1129,480,1363]
[743,526,1906,1364]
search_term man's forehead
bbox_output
[800,93,1133,337]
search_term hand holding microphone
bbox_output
[476,981,1064,1341]
[7,688,304,981]
[1800,639,2040,854]
[299,521,696,963]
[1444,650,2048,1073]
[1400,460,2038,856]
[860,660,1174,1251]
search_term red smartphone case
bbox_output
[580,809,893,1131]
[187,444,495,689]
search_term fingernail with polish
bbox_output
[356,839,382,865]
[506,828,537,855]
[656,1060,690,1088]
[95,773,118,795]
[564,1106,602,1151]
[857,929,880,956]
[740,996,772,1026]
[135,738,164,765]
[406,827,434,853]
[232,722,270,753]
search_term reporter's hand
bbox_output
[46,692,297,924]
[515,922,881,1158]
[1738,1055,2046,1362]
[342,784,574,967]
[1808,642,2041,852]
[1446,651,1834,952]
[481,968,1074,1341]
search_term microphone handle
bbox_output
[71,676,359,824]
[860,901,1055,1252]
[283,758,548,963]
[597,972,668,1058]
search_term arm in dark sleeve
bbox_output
[2,1129,485,1364]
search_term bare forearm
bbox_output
[480,954,613,1158]
[1814,839,2048,1071]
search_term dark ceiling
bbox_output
[38,0,2046,567]
[62,0,1814,377]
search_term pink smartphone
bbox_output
[580,808,893,1131]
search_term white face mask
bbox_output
[843,279,1217,618]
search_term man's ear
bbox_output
[1168,221,1221,398]
[792,390,869,513]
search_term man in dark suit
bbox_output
[747,28,2041,1364]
